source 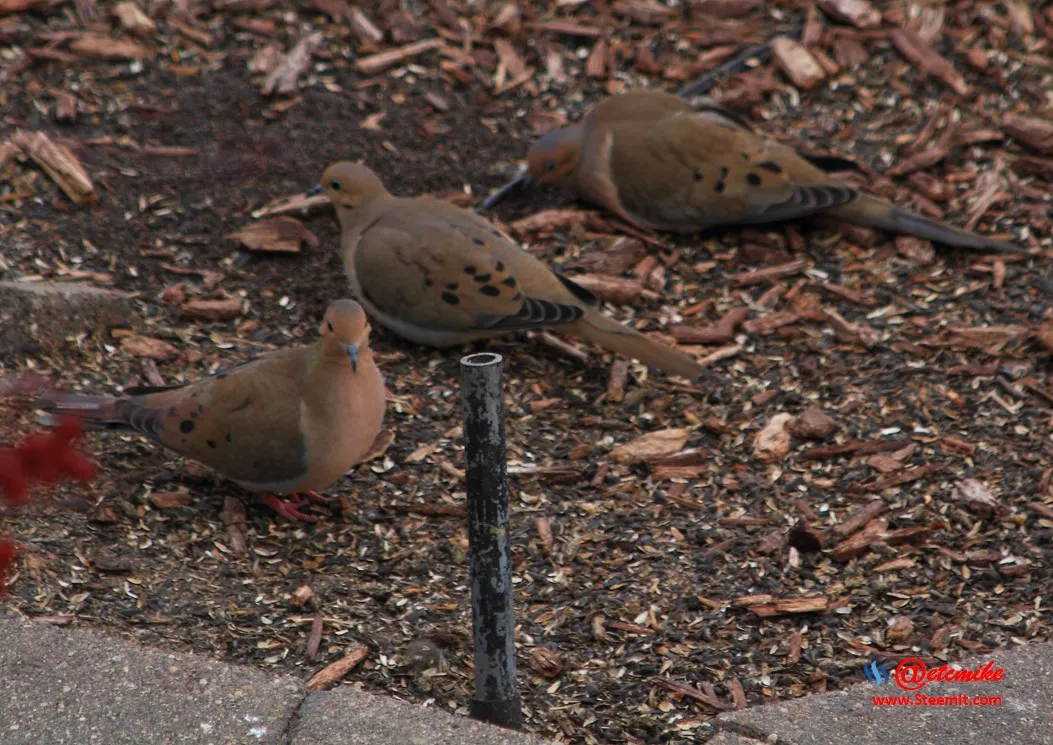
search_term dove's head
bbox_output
[526,125,584,186]
[320,299,371,372]
[315,162,390,224]
[478,125,584,211]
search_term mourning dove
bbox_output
[482,90,1026,255]
[313,162,705,380]
[29,299,385,522]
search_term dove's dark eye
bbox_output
[544,161,556,173]
[327,320,334,332]
[329,179,341,190]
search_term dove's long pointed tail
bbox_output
[31,392,125,430]
[565,310,707,380]
[831,195,1027,255]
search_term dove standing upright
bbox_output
[314,161,705,380]
[31,299,386,522]
[483,90,1025,255]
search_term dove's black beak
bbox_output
[480,170,532,211]
[344,343,359,372]
[306,184,324,197]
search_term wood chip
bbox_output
[347,6,384,45]
[170,19,215,48]
[1003,115,1053,154]
[956,479,1002,517]
[855,463,944,494]
[742,311,800,335]
[790,407,838,440]
[355,38,444,75]
[654,677,733,710]
[939,324,1029,354]
[120,334,180,360]
[1005,1,1034,38]
[226,217,319,254]
[729,260,807,287]
[873,558,914,573]
[816,0,880,28]
[586,37,608,78]
[10,130,96,205]
[252,191,330,219]
[493,38,528,81]
[113,1,156,35]
[53,90,77,123]
[833,500,887,538]
[388,503,466,517]
[537,331,588,364]
[148,491,193,509]
[248,43,281,75]
[566,273,659,305]
[915,6,944,44]
[607,359,628,403]
[306,612,323,660]
[753,413,795,463]
[490,3,521,35]
[697,343,742,368]
[180,298,242,321]
[890,28,968,95]
[751,596,830,616]
[1036,323,1053,354]
[535,516,554,555]
[306,644,369,692]
[831,518,887,561]
[611,428,691,464]
[799,439,908,461]
[281,586,310,612]
[771,37,826,89]
[1028,502,1053,521]
[786,629,804,664]
[606,619,653,635]
[529,647,562,678]
[896,236,935,264]
[68,32,151,60]
[867,454,904,473]
[263,32,322,96]
[671,307,748,344]
[524,20,602,37]
[823,308,879,347]
[510,209,587,236]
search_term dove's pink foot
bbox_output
[302,490,330,505]
[259,493,318,522]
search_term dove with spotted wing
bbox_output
[31,299,385,521]
[314,162,705,380]
[482,90,1026,255]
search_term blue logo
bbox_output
[864,659,891,685]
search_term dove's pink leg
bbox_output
[258,493,318,522]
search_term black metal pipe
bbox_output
[460,352,522,730]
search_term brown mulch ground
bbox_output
[2,1,1053,743]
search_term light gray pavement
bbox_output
[293,687,539,745]
[714,640,1050,745]
[0,616,549,745]
[1,615,1048,744]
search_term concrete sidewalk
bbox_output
[0,616,548,745]
[0,615,1046,744]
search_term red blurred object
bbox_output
[17,433,64,484]
[0,540,15,595]
[0,450,28,505]
[0,416,97,597]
